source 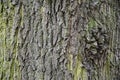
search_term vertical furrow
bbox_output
[19,0,30,80]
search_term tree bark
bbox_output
[0,0,119,80]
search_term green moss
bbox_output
[104,59,110,80]
[67,53,87,80]
[67,54,73,71]
[73,54,87,80]
[45,0,52,5]
[88,18,97,30]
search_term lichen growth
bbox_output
[0,1,20,80]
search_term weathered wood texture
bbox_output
[0,0,119,80]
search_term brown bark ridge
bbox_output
[0,0,119,80]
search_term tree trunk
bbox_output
[0,0,119,80]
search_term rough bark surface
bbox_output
[0,0,120,80]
